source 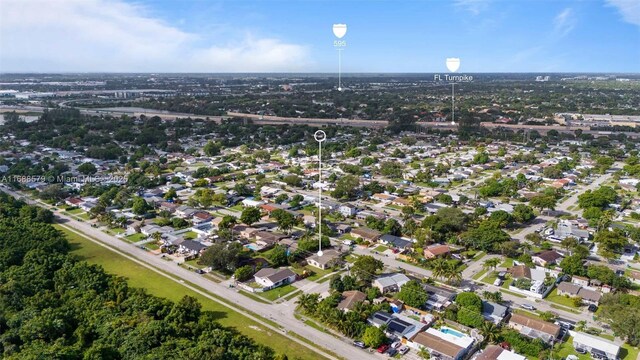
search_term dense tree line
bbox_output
[0,194,278,359]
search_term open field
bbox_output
[56,224,326,360]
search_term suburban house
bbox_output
[423,283,456,311]
[556,282,602,305]
[339,204,357,217]
[175,205,197,219]
[410,327,475,360]
[532,250,563,267]
[306,249,342,270]
[65,197,84,207]
[373,273,410,293]
[351,227,382,242]
[178,240,207,256]
[337,290,367,312]
[253,268,297,289]
[507,313,560,344]
[476,345,526,360]
[379,234,413,250]
[254,231,286,248]
[192,211,213,224]
[367,312,424,340]
[571,275,590,287]
[423,244,452,259]
[482,301,509,324]
[569,331,620,360]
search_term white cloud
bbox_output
[606,0,640,27]
[453,0,491,15]
[554,8,577,37]
[0,0,311,72]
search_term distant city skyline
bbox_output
[1,0,639,73]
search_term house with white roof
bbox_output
[569,331,620,360]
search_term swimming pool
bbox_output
[439,327,464,338]
[244,243,260,251]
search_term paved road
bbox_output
[0,187,374,360]
[513,170,616,242]
[352,246,434,279]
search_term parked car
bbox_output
[555,320,574,330]
[399,346,410,355]
[521,304,536,311]
[391,341,401,349]
[575,348,587,354]
[494,279,503,286]
[377,344,390,353]
[353,341,365,348]
[588,304,598,312]
[387,349,398,356]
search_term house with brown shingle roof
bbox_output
[351,227,382,242]
[532,250,563,267]
[337,290,367,312]
[508,313,560,344]
[424,244,451,259]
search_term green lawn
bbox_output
[373,245,388,252]
[500,258,514,268]
[56,224,325,360]
[546,288,581,308]
[472,268,488,280]
[555,336,591,360]
[183,231,199,240]
[621,343,640,360]
[65,208,83,215]
[124,233,147,243]
[258,284,298,301]
[184,259,206,269]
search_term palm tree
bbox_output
[444,262,462,285]
[480,321,500,344]
[152,231,162,244]
[418,347,431,359]
[431,258,448,281]
[483,258,500,271]
[295,293,319,314]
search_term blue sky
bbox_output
[1,0,639,72]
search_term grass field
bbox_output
[259,284,298,301]
[472,268,488,280]
[55,224,326,360]
[124,232,147,243]
[500,258,514,268]
[546,289,581,308]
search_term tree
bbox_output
[512,204,535,223]
[131,196,150,215]
[480,321,500,343]
[483,258,500,271]
[203,141,221,156]
[198,242,244,272]
[529,194,557,213]
[599,293,640,346]
[295,293,320,314]
[456,292,483,312]
[269,245,289,267]
[234,265,255,282]
[77,162,97,175]
[560,255,586,276]
[594,229,628,260]
[270,209,296,234]
[164,187,177,200]
[461,221,510,252]
[351,256,383,284]
[331,175,360,199]
[397,280,429,308]
[560,237,579,254]
[219,215,237,230]
[362,326,386,348]
[240,207,262,226]
[489,210,513,228]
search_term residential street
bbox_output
[0,187,375,360]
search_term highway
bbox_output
[0,186,375,360]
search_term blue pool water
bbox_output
[439,327,464,338]
[244,243,260,251]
